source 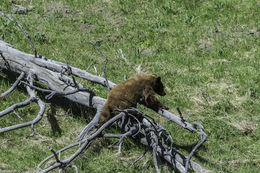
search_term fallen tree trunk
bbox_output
[0,40,211,173]
[0,40,113,107]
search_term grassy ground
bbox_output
[0,0,259,172]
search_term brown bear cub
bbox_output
[98,74,169,127]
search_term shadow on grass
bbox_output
[0,69,96,121]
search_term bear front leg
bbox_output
[145,94,169,111]
[143,86,169,111]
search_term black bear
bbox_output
[98,74,168,127]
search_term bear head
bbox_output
[153,76,166,96]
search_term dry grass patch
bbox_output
[230,120,258,135]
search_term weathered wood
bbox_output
[0,40,107,109]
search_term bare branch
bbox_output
[39,112,126,172]
[0,97,35,117]
[185,122,207,173]
[117,126,138,154]
[87,41,111,90]
[0,11,37,57]
[0,72,25,98]
[78,106,102,140]
[151,131,160,173]
[158,109,198,133]
[131,149,149,165]
[0,71,45,134]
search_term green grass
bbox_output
[0,0,259,172]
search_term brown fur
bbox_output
[98,74,168,127]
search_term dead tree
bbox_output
[0,12,211,173]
